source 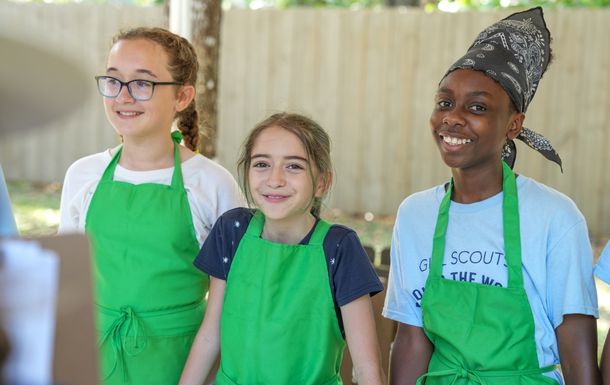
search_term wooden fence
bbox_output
[1,3,609,237]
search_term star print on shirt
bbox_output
[223,257,229,263]
[330,258,336,265]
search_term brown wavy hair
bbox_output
[237,113,333,217]
[112,27,200,151]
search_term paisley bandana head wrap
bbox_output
[445,7,562,171]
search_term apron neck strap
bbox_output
[308,218,331,246]
[99,145,123,183]
[501,161,523,288]
[430,161,523,288]
[246,210,266,236]
[169,141,183,189]
[245,210,331,246]
[99,138,184,189]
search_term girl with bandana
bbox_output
[382,7,600,385]
[58,28,244,384]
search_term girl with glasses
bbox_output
[58,27,243,385]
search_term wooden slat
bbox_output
[1,4,609,238]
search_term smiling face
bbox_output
[430,69,524,172]
[247,125,327,228]
[103,38,189,140]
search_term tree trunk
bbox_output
[191,0,222,158]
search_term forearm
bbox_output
[389,323,433,385]
[179,325,220,385]
[353,361,386,385]
[556,314,601,385]
[180,277,225,385]
[342,296,386,385]
[600,331,610,385]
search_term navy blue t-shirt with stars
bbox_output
[194,207,384,337]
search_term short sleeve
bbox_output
[595,241,610,285]
[193,207,251,280]
[382,219,424,327]
[546,218,599,327]
[327,227,384,307]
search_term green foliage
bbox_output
[7,181,61,237]
[10,0,164,5]
[427,0,609,11]
[10,0,610,8]
[273,0,383,8]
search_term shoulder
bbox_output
[182,154,237,185]
[62,150,111,193]
[397,185,442,213]
[216,207,255,229]
[395,185,443,229]
[518,175,585,223]
[64,151,111,181]
[321,222,365,261]
[324,223,358,244]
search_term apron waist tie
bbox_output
[97,301,202,382]
[415,364,556,385]
[98,306,147,382]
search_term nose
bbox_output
[115,84,135,103]
[266,165,286,188]
[441,109,465,128]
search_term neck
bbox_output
[261,213,317,244]
[451,162,504,204]
[119,133,175,171]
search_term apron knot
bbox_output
[451,367,485,385]
[98,306,149,382]
[171,130,183,144]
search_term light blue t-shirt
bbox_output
[0,165,18,237]
[595,241,610,284]
[383,175,598,384]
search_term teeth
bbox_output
[443,136,471,145]
[118,111,140,116]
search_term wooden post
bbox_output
[191,0,222,158]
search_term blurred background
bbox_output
[2,0,609,358]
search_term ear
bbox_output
[175,85,195,113]
[507,112,525,140]
[314,171,332,198]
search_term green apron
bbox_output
[418,162,558,385]
[217,211,345,385]
[85,134,207,384]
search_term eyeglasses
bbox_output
[95,76,184,101]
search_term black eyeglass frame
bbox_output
[95,75,185,101]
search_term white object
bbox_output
[0,239,59,385]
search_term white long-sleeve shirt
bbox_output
[59,149,245,246]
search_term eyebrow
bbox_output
[251,154,309,162]
[106,67,159,78]
[437,87,492,98]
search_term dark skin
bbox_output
[390,315,600,385]
[600,329,610,384]
[388,69,601,385]
[389,323,432,385]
